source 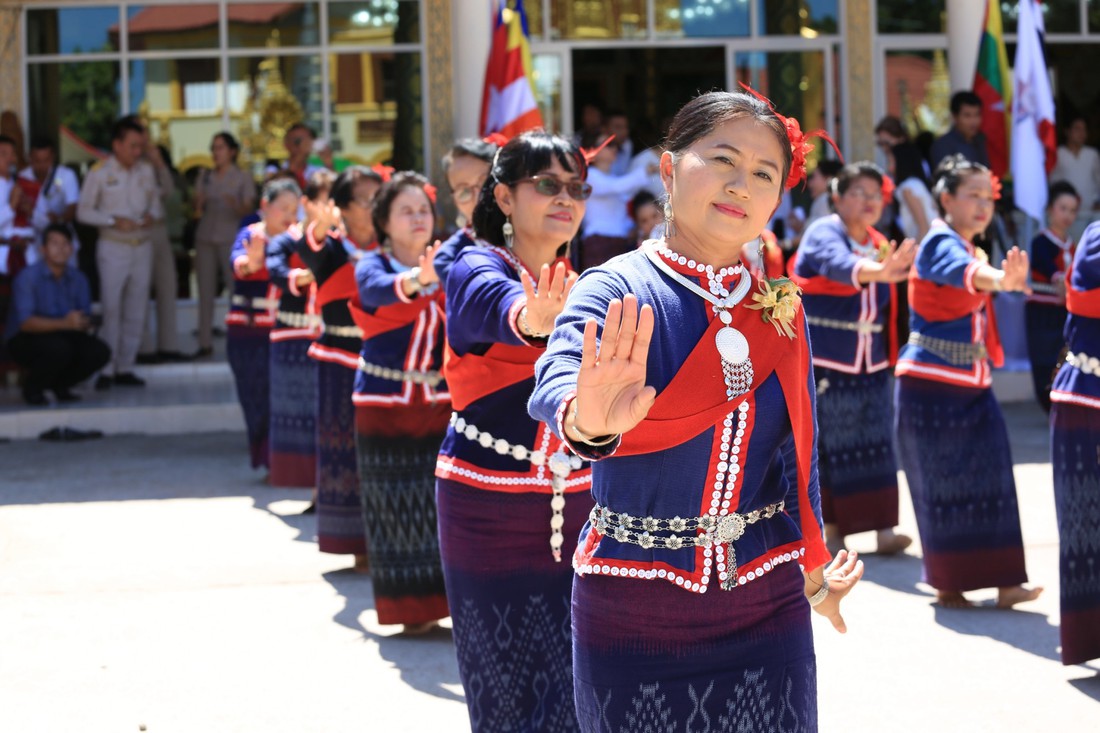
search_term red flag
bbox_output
[972,0,1012,177]
[480,0,543,138]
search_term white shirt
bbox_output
[895,178,938,240]
[583,166,651,239]
[1051,144,1100,211]
[628,148,665,199]
[18,165,82,255]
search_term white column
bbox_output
[451,0,494,140]
[946,0,986,93]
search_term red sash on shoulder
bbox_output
[317,262,357,307]
[1066,276,1100,319]
[444,343,538,411]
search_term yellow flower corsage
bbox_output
[876,240,892,263]
[746,277,802,339]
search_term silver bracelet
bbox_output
[568,399,617,447]
[518,306,550,339]
[808,579,830,607]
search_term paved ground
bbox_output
[1,403,1097,732]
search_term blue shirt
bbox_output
[5,260,91,341]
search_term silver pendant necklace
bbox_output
[644,240,755,399]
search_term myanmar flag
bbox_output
[973,0,1012,177]
[480,0,544,138]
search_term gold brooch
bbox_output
[746,277,802,339]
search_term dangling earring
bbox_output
[456,213,468,229]
[663,199,676,239]
[502,217,515,248]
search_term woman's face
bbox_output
[495,157,586,249]
[211,136,234,168]
[385,186,434,252]
[941,170,995,239]
[833,175,884,234]
[262,192,299,236]
[1048,193,1080,234]
[634,201,664,240]
[341,178,382,242]
[446,155,490,223]
[661,115,784,253]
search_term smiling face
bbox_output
[446,154,490,224]
[833,175,885,234]
[384,185,434,252]
[940,170,995,240]
[495,157,586,251]
[661,115,785,259]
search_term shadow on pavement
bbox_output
[251,493,316,545]
[1069,670,1100,702]
[858,552,929,598]
[321,569,464,704]
[933,605,1060,662]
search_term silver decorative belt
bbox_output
[1066,351,1100,376]
[450,413,585,562]
[232,295,278,310]
[908,332,987,366]
[323,324,364,338]
[591,501,784,590]
[276,311,321,329]
[358,357,442,387]
[807,316,883,334]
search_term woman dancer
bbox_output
[1050,221,1100,665]
[227,178,299,471]
[432,137,499,287]
[298,167,384,567]
[529,90,861,732]
[895,154,1042,609]
[350,171,450,633]
[790,162,915,554]
[265,170,334,487]
[436,132,592,731]
[1026,181,1080,411]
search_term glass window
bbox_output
[1092,1,1100,33]
[531,54,563,133]
[655,0,749,38]
[227,2,322,48]
[758,0,839,36]
[227,54,327,179]
[26,6,121,55]
[883,49,951,138]
[128,59,224,175]
[877,0,946,34]
[125,5,220,51]
[326,52,424,173]
[28,61,121,168]
[551,0,647,40]
[1003,0,1080,34]
[734,50,830,158]
[328,0,421,45]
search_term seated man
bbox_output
[5,224,110,405]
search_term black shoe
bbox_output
[300,502,317,515]
[22,387,47,406]
[194,347,214,359]
[113,373,146,387]
[39,426,104,442]
[135,353,162,365]
[54,388,82,403]
[157,350,194,363]
[94,376,113,391]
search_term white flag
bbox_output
[1011,0,1057,222]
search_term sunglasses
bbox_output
[451,183,482,204]
[514,175,592,201]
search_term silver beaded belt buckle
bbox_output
[807,316,884,335]
[908,332,987,366]
[277,311,321,329]
[324,324,364,339]
[591,500,785,590]
[358,357,442,387]
[1066,351,1100,375]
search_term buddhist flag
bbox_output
[480,0,543,138]
[972,0,1012,177]
[1011,0,1058,222]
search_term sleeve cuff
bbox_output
[963,259,982,294]
[850,258,867,288]
[556,393,621,461]
[305,222,326,252]
[232,254,250,278]
[287,268,307,297]
[394,272,415,304]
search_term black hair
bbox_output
[631,190,658,215]
[330,165,385,209]
[891,143,928,186]
[304,168,337,201]
[472,131,588,248]
[830,161,885,198]
[1048,180,1081,206]
[1062,114,1086,130]
[663,91,792,195]
[110,116,145,142]
[212,131,241,162]
[261,177,301,205]
[371,171,436,244]
[0,134,16,150]
[949,91,982,116]
[42,222,73,244]
[814,159,844,180]
[931,154,990,215]
[874,116,908,141]
[285,123,316,140]
[442,138,499,173]
[29,137,56,153]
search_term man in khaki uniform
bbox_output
[77,117,164,389]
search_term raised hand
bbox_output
[246,230,266,269]
[881,237,916,282]
[417,241,440,285]
[1000,246,1031,293]
[572,294,657,438]
[520,261,578,335]
[811,549,864,633]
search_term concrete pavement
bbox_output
[1,403,1098,732]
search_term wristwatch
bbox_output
[406,267,424,293]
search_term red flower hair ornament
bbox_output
[482,133,509,148]
[990,173,1003,201]
[580,134,615,165]
[738,83,842,190]
[423,182,438,204]
[371,164,395,182]
[880,175,896,205]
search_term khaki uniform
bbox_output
[142,164,180,354]
[77,156,164,375]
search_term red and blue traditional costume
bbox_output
[265,225,318,487]
[297,223,368,556]
[227,223,279,470]
[435,242,590,732]
[349,248,450,626]
[1026,228,1074,411]
[529,245,829,733]
[430,226,476,290]
[1049,221,1100,665]
[791,214,901,537]
[894,221,1028,592]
